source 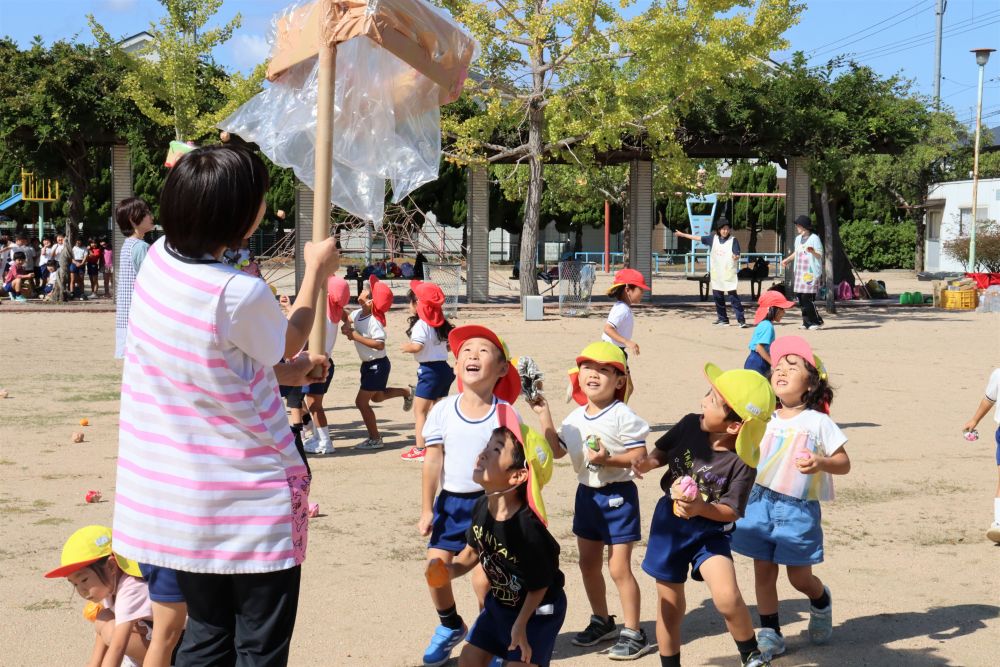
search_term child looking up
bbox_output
[962,368,1000,543]
[550,342,652,659]
[602,269,649,358]
[46,525,154,667]
[633,365,776,667]
[675,218,747,327]
[731,336,849,660]
[743,290,795,377]
[401,280,456,462]
[418,325,523,667]
[342,275,413,449]
[426,404,565,667]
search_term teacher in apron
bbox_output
[675,217,748,327]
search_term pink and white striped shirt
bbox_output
[113,238,310,574]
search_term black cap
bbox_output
[794,215,813,231]
[715,217,732,230]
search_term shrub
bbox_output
[839,219,916,271]
[944,219,1000,272]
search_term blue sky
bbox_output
[0,0,997,126]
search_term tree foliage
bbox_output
[944,219,1000,273]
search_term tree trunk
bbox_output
[820,183,836,314]
[518,107,544,297]
[912,210,926,272]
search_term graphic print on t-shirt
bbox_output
[472,522,524,607]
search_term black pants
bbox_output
[175,566,301,667]
[797,292,824,327]
[712,289,746,324]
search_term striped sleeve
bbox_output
[618,405,650,449]
[423,398,445,446]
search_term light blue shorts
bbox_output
[731,485,824,566]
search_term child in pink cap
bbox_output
[731,336,851,660]
[743,289,795,377]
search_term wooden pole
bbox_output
[308,0,335,370]
[603,200,610,272]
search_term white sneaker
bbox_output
[987,522,1000,544]
[312,437,335,456]
[302,434,322,454]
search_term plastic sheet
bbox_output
[219,0,479,227]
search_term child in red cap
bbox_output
[341,275,414,449]
[401,280,456,461]
[602,268,649,358]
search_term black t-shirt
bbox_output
[466,496,565,610]
[654,413,757,520]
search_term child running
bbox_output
[633,365,776,667]
[961,367,1000,543]
[743,290,795,377]
[731,336,850,660]
[46,525,155,667]
[113,145,339,664]
[418,324,523,667]
[341,274,414,449]
[602,268,649,358]
[551,341,653,659]
[426,403,565,667]
[401,280,456,462]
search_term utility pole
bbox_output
[934,0,947,109]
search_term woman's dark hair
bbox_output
[765,306,778,322]
[493,426,529,503]
[404,289,455,342]
[115,197,152,236]
[609,284,626,301]
[159,146,269,258]
[801,363,834,413]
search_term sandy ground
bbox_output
[1,276,998,666]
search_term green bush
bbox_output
[839,219,916,270]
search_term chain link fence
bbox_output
[558,260,597,317]
[425,262,463,319]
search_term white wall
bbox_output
[924,178,1000,272]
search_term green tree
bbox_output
[443,0,801,295]
[89,0,264,141]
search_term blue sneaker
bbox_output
[757,628,785,659]
[808,586,833,644]
[489,657,504,666]
[423,623,467,666]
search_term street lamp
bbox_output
[968,47,995,272]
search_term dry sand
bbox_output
[1,274,998,666]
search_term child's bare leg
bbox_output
[577,537,608,619]
[753,559,780,615]
[144,601,186,667]
[354,389,380,439]
[654,580,684,656]
[413,397,434,449]
[995,463,1000,498]
[458,643,493,667]
[608,541,641,631]
[471,563,489,611]
[699,555,755,641]
[305,394,328,429]
[427,547,458,612]
[786,564,824,600]
[371,386,411,403]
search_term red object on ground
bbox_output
[85,490,102,503]
[965,273,1000,289]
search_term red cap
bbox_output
[368,275,394,326]
[448,325,521,404]
[410,280,446,328]
[607,268,650,295]
[326,275,351,324]
[753,290,796,324]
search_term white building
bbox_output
[923,177,999,272]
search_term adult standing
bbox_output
[781,215,824,330]
[114,198,155,359]
[675,218,748,327]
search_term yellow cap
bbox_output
[704,364,777,467]
[497,404,554,525]
[44,525,142,579]
[567,342,629,406]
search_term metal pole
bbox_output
[603,200,610,272]
[38,202,44,242]
[969,60,985,272]
[308,0,335,363]
[933,0,946,110]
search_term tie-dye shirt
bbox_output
[754,409,847,501]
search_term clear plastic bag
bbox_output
[219,0,478,228]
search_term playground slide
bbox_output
[0,189,22,211]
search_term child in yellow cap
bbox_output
[45,525,154,667]
[633,366,776,667]
[426,403,565,667]
[546,342,653,659]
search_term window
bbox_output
[926,211,941,241]
[958,207,988,235]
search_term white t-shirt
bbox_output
[411,319,449,363]
[39,247,55,265]
[985,368,1000,425]
[601,302,634,347]
[560,401,649,487]
[52,242,64,259]
[755,409,848,501]
[71,246,87,262]
[423,394,516,493]
[349,309,387,362]
[215,266,287,381]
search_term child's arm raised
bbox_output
[510,587,548,664]
[284,238,340,358]
[528,396,564,457]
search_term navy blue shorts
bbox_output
[641,496,732,583]
[138,563,185,603]
[467,590,567,667]
[415,361,455,400]
[69,263,83,274]
[731,485,824,566]
[360,358,391,392]
[995,426,1000,466]
[428,489,483,553]
[2,281,11,293]
[86,263,99,276]
[573,481,642,545]
[744,350,770,377]
[304,363,335,396]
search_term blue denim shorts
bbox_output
[415,361,455,400]
[731,485,824,566]
[573,481,642,545]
